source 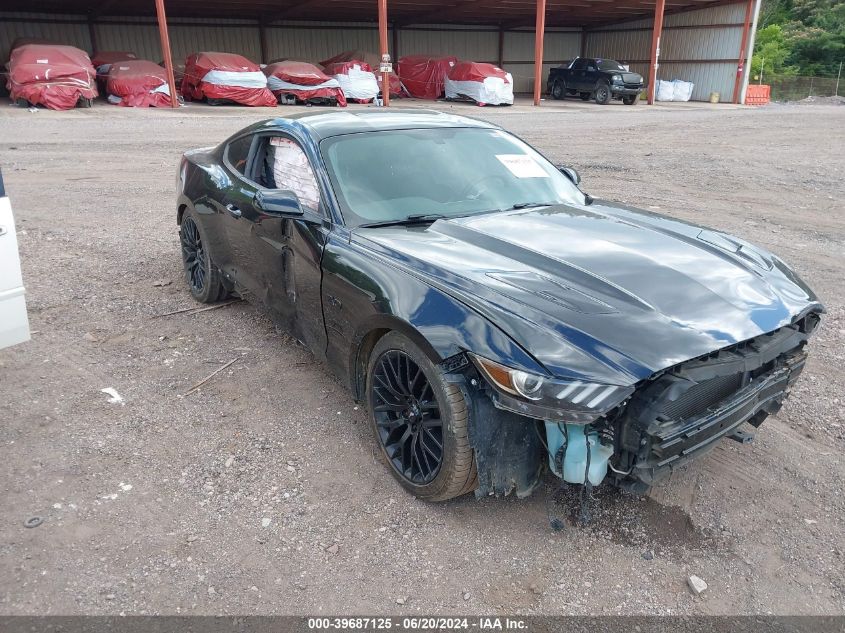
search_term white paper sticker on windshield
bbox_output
[495,154,549,178]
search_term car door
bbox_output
[570,58,587,90]
[584,59,599,90]
[0,170,31,350]
[224,132,330,355]
[210,132,258,281]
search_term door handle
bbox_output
[226,203,242,218]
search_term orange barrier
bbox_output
[745,84,770,106]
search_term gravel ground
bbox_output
[0,98,843,616]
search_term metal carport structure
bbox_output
[1,0,761,107]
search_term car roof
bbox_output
[252,109,501,140]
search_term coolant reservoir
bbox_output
[544,422,613,486]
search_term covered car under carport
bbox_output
[2,0,761,108]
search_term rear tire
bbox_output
[179,208,227,304]
[367,332,477,502]
[594,82,611,105]
[551,80,565,100]
[78,97,94,108]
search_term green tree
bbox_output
[754,0,845,76]
[751,24,798,77]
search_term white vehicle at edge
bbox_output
[0,169,30,350]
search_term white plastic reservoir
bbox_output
[544,422,613,486]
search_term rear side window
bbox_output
[572,58,587,70]
[225,135,253,175]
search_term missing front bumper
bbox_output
[612,324,811,490]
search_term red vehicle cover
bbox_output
[7,44,97,110]
[378,71,404,97]
[159,59,186,85]
[267,60,332,86]
[6,37,54,60]
[181,52,276,107]
[322,60,373,75]
[263,61,347,107]
[319,50,380,70]
[91,51,138,69]
[107,59,172,107]
[447,61,510,83]
[397,55,458,99]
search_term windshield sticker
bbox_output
[495,154,549,178]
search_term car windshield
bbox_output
[319,127,585,227]
[597,59,626,72]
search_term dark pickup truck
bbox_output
[547,57,643,105]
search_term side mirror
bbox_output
[558,166,581,185]
[254,189,304,217]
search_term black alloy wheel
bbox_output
[366,331,477,501]
[180,216,207,294]
[551,81,565,100]
[179,209,226,303]
[372,350,444,485]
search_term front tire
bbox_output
[179,209,227,303]
[594,82,611,105]
[623,94,639,105]
[367,332,477,501]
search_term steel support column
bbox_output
[732,0,754,103]
[646,0,666,104]
[258,22,269,64]
[154,0,179,108]
[532,0,547,106]
[378,0,390,106]
[739,0,762,104]
[87,13,98,54]
[497,27,505,68]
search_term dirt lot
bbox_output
[0,98,843,616]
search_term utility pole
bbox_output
[836,61,842,96]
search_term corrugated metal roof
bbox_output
[0,0,747,28]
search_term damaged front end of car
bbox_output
[441,310,822,501]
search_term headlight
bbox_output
[612,74,622,82]
[471,355,634,424]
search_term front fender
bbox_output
[321,230,545,400]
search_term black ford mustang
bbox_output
[176,110,823,502]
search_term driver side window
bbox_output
[256,136,321,214]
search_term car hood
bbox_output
[354,202,822,384]
[620,72,642,83]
